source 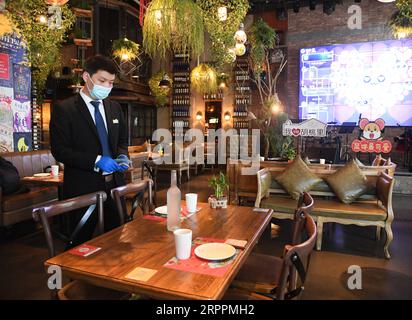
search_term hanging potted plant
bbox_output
[190,63,218,94]
[6,0,75,102]
[389,0,412,39]
[112,38,140,62]
[143,0,204,60]
[149,71,172,107]
[208,172,229,209]
[196,0,249,68]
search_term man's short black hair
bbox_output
[84,55,117,76]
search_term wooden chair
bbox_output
[111,179,154,223]
[33,191,130,300]
[224,193,317,300]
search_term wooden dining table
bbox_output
[45,203,273,300]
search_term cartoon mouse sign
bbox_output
[351,118,392,154]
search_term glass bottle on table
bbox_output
[167,170,181,231]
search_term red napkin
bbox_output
[143,215,166,222]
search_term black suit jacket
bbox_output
[50,94,128,199]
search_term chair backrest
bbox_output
[292,192,314,245]
[376,171,394,210]
[276,212,317,300]
[111,179,153,224]
[32,191,107,258]
[255,168,272,207]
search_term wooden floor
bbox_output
[1,168,412,299]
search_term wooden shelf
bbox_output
[72,8,93,18]
[74,39,93,47]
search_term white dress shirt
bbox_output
[79,89,111,174]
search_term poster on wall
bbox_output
[0,52,11,87]
[11,100,30,132]
[13,132,31,152]
[0,52,9,79]
[13,64,30,101]
[0,33,27,64]
[0,90,13,151]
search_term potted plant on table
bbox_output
[208,172,229,209]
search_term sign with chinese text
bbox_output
[282,118,327,137]
[351,118,392,154]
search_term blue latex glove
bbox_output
[96,156,121,173]
[115,154,131,172]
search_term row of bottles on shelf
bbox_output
[172,120,190,128]
[173,131,186,138]
[235,61,249,68]
[235,74,250,81]
[172,61,190,73]
[234,120,249,129]
[174,52,190,59]
[235,85,251,92]
[172,98,190,106]
[173,87,190,94]
[174,75,189,82]
[203,92,223,100]
[234,107,248,117]
[172,107,189,117]
[235,97,251,105]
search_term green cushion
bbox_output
[311,198,387,221]
[275,156,322,200]
[261,196,298,214]
[324,160,370,204]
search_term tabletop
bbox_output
[45,203,273,300]
[22,172,64,186]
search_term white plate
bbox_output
[154,206,168,216]
[194,243,236,261]
[33,173,50,177]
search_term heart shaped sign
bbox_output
[292,128,301,136]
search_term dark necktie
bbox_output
[90,100,112,157]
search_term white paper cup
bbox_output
[51,165,59,177]
[173,228,192,260]
[185,193,198,214]
[319,159,326,165]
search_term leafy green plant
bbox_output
[6,0,75,102]
[267,113,295,159]
[112,38,140,61]
[148,71,172,107]
[389,0,412,38]
[248,17,278,75]
[209,171,229,199]
[143,0,204,60]
[196,0,249,69]
[246,18,287,158]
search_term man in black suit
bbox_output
[50,55,128,246]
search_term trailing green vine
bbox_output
[196,0,249,68]
[6,0,75,102]
[143,0,204,60]
[149,71,172,107]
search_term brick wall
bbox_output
[284,0,398,118]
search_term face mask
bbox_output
[86,74,112,100]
